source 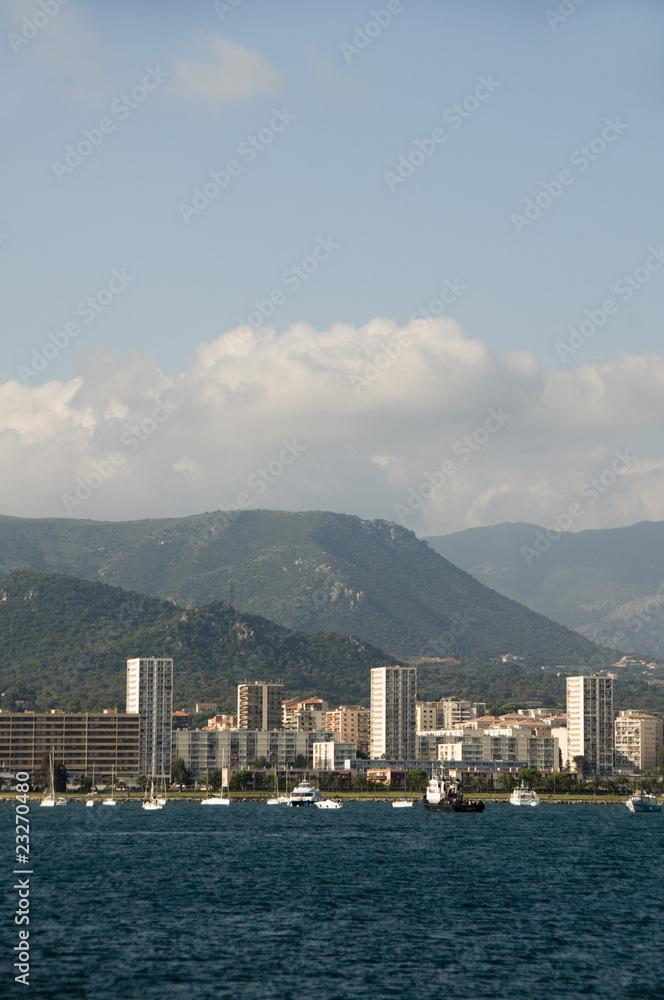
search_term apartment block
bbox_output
[0,710,139,775]
[174,728,337,779]
[313,740,357,770]
[237,681,284,731]
[126,657,173,779]
[416,699,486,730]
[325,705,371,756]
[436,726,559,772]
[614,711,663,772]
[566,675,614,776]
[282,697,328,731]
[370,665,417,760]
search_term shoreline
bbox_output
[0,792,642,805]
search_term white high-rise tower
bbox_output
[126,657,173,779]
[370,665,417,760]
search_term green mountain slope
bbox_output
[0,570,390,713]
[425,521,664,658]
[0,510,605,664]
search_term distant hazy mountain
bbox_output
[425,521,664,658]
[0,510,603,664]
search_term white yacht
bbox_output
[510,783,540,807]
[315,798,342,809]
[288,779,322,806]
[392,797,413,808]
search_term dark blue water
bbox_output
[3,801,664,999]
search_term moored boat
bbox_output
[315,798,342,809]
[288,778,322,806]
[40,750,67,807]
[626,792,662,813]
[423,777,484,813]
[510,782,540,807]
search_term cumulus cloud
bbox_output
[171,34,283,104]
[0,319,663,534]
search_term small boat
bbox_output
[266,766,289,805]
[315,798,342,809]
[86,766,97,806]
[392,797,413,808]
[510,782,540,807]
[142,778,163,811]
[626,792,662,813]
[288,778,322,806]
[40,750,67,807]
[102,767,118,806]
[423,777,484,813]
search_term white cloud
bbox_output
[171,34,282,104]
[0,320,663,533]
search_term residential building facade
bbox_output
[126,657,173,779]
[282,697,328,731]
[237,681,284,731]
[614,711,662,772]
[566,675,614,775]
[370,665,417,759]
[173,728,338,779]
[313,740,357,770]
[0,710,139,775]
[325,705,371,756]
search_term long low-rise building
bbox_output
[174,728,338,778]
[0,710,140,775]
[435,726,559,772]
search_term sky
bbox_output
[2,0,664,537]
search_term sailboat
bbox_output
[201,756,230,805]
[40,750,67,807]
[102,766,118,806]
[142,777,163,810]
[266,765,288,805]
[85,765,96,807]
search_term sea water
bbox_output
[2,801,664,999]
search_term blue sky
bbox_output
[2,0,664,535]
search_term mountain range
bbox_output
[0,509,604,665]
[425,520,664,659]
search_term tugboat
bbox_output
[423,776,485,813]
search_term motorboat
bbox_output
[510,782,540,807]
[392,797,413,808]
[423,777,485,813]
[315,798,342,809]
[288,779,322,806]
[626,792,662,813]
